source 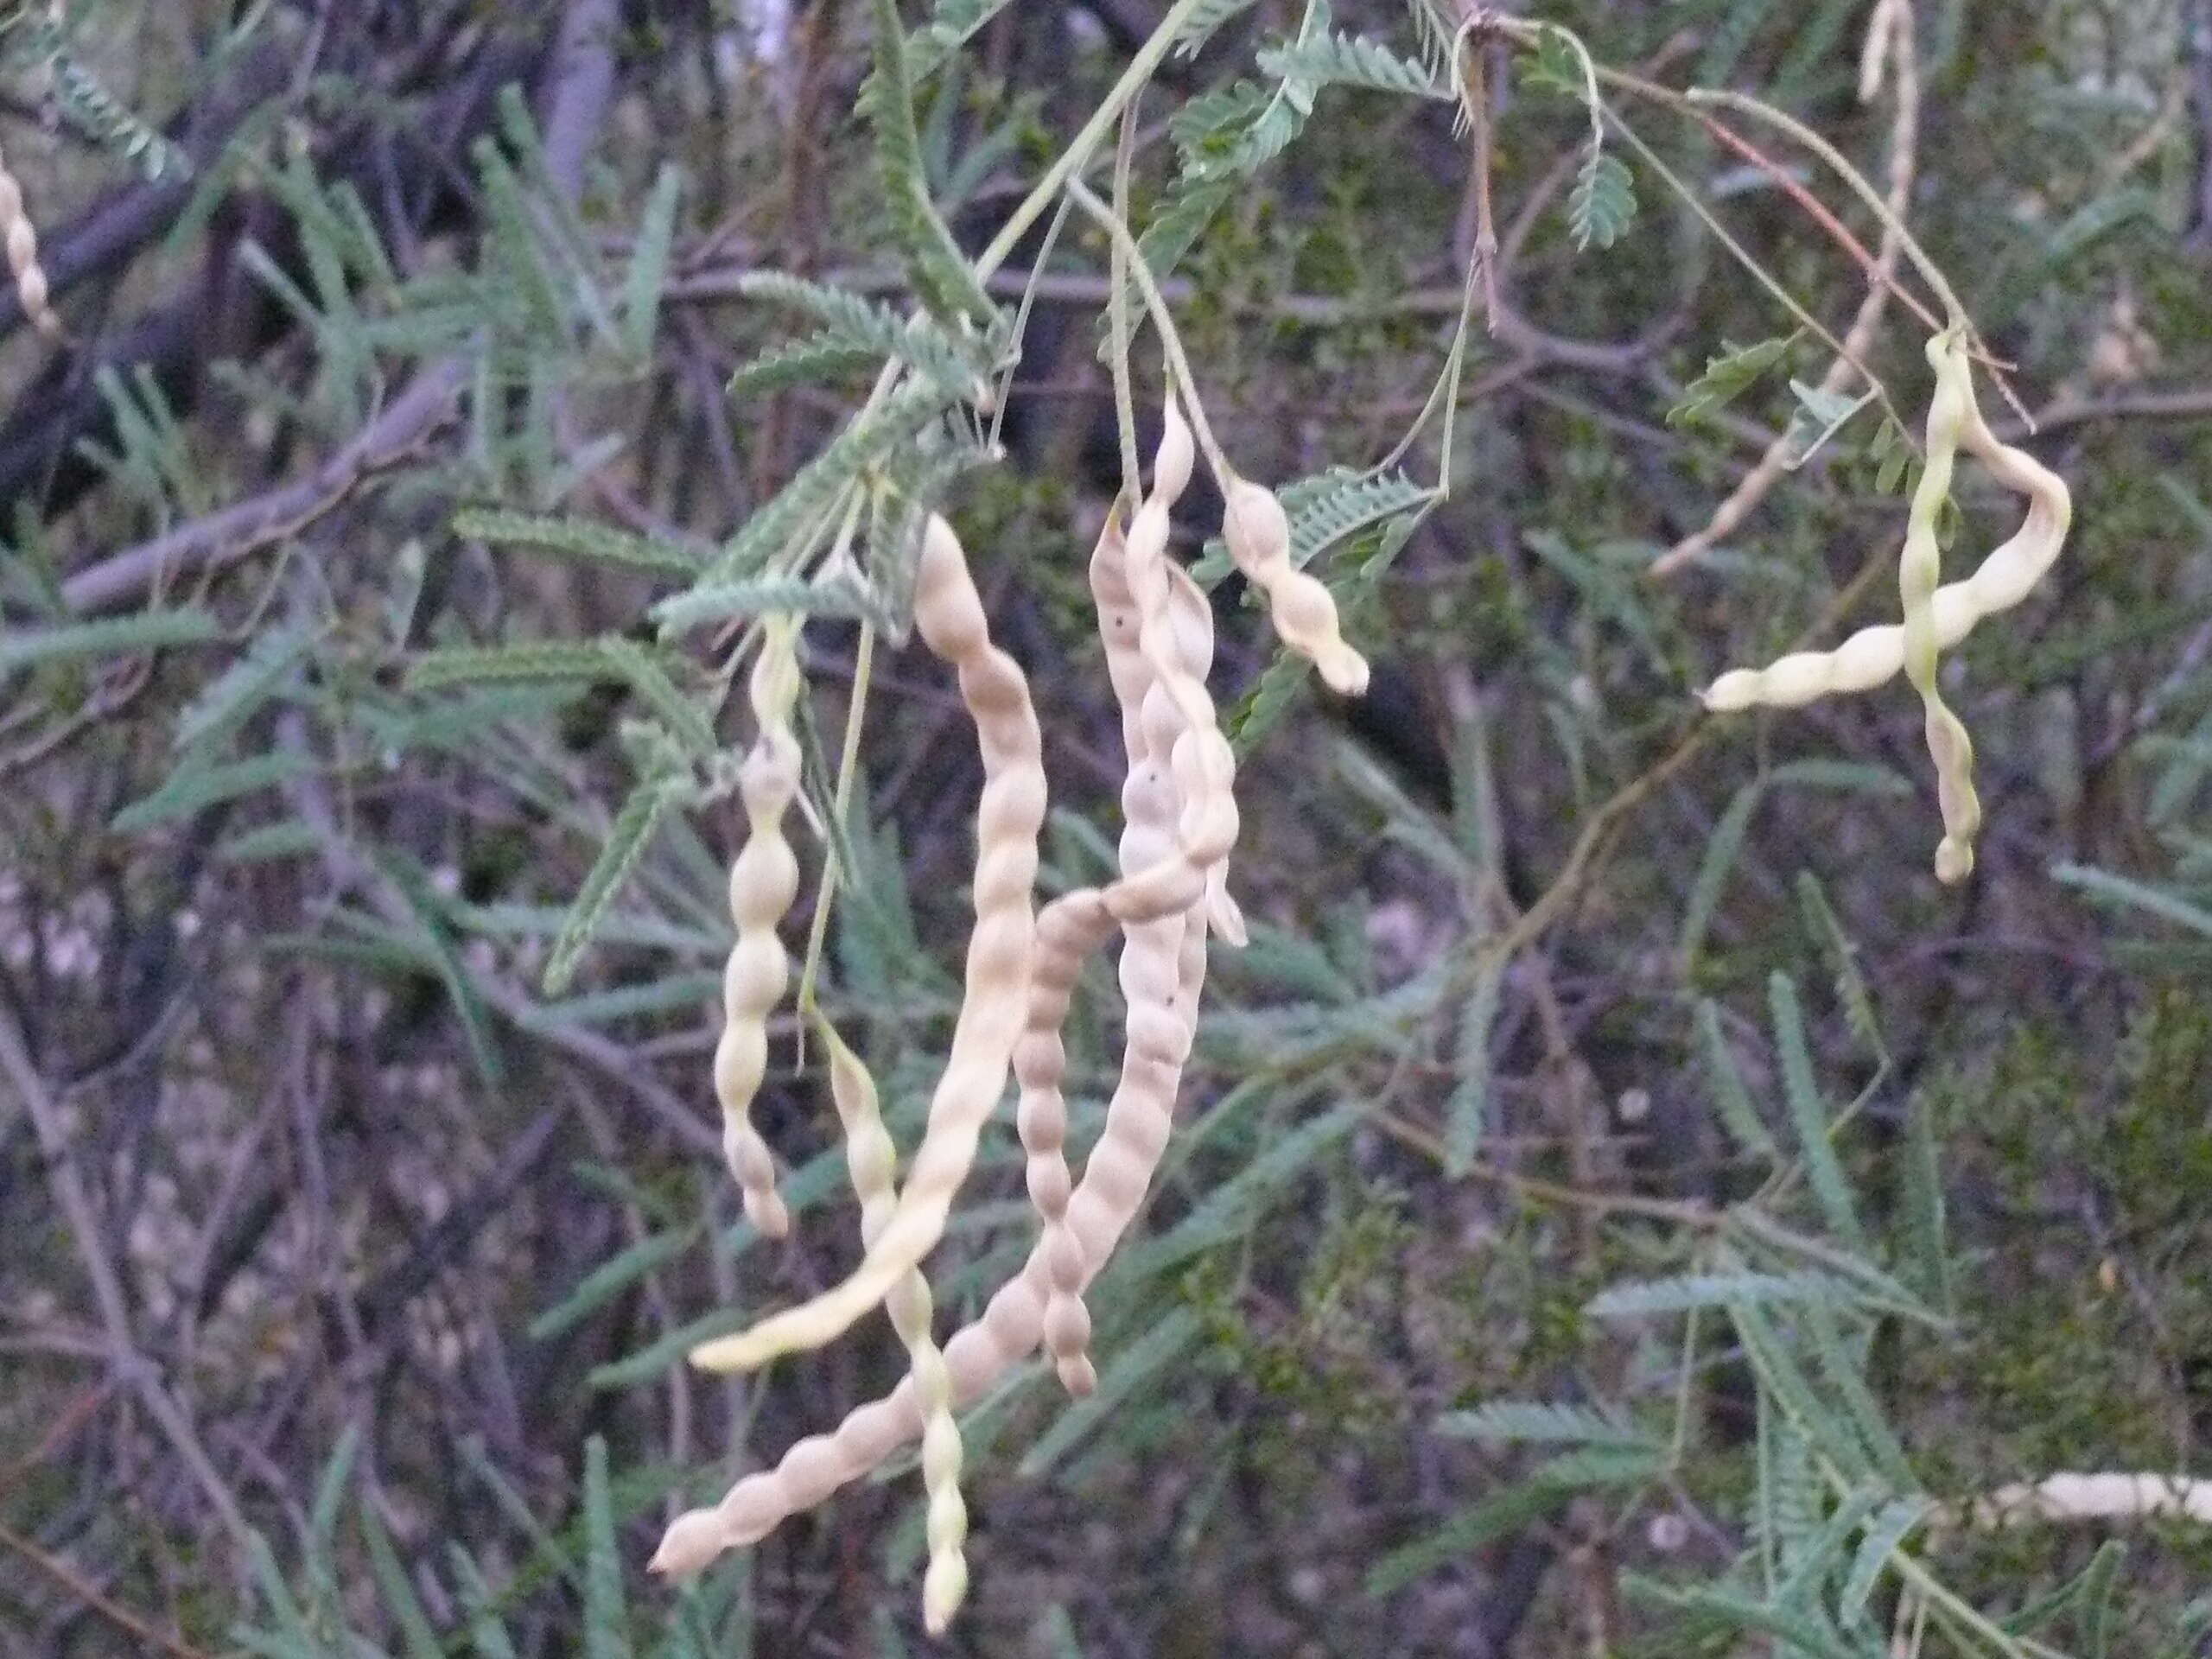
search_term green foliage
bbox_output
[859,0,1002,332]
[452,507,707,577]
[729,272,995,400]
[234,1435,754,1657]
[0,607,223,671]
[1255,31,1448,102]
[1780,378,1876,468]
[4,13,184,177]
[1568,149,1637,251]
[541,766,690,995]
[13,0,2212,1652]
[1173,0,1260,58]
[1667,334,1799,429]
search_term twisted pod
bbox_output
[813,1018,969,1630]
[656,416,1239,1583]
[651,875,1223,1573]
[1897,333,1982,884]
[1013,513,1150,1396]
[0,143,60,336]
[1020,403,1219,1394]
[657,729,1224,1586]
[1702,333,2072,881]
[1218,474,1370,697]
[713,618,804,1238]
[690,514,1046,1373]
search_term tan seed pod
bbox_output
[1701,334,2071,882]
[1024,493,1224,1394]
[1896,333,1980,884]
[690,514,1045,1372]
[1015,887,1122,1396]
[1935,1472,2212,1532]
[1220,477,1370,696]
[1090,513,1154,762]
[658,459,1241,1586]
[713,620,803,1238]
[1165,562,1246,946]
[654,849,1217,1580]
[0,143,60,337]
[814,1018,969,1631]
[1153,390,1195,506]
[1702,365,2069,714]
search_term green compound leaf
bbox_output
[451,506,706,578]
[1173,0,1259,56]
[1518,29,1585,98]
[541,771,687,996]
[731,271,992,401]
[2,607,222,672]
[1667,334,1798,429]
[1769,972,1872,1259]
[859,0,1000,330]
[1438,1399,1656,1449]
[1256,32,1450,99]
[1568,149,1636,251]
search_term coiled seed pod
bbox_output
[651,875,1219,1576]
[0,143,60,336]
[1701,333,2072,884]
[713,619,802,1238]
[658,407,1242,1587]
[1219,476,1370,696]
[690,514,1046,1372]
[815,1020,968,1631]
[1897,334,1981,884]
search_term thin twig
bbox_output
[1655,0,1924,575]
[0,1006,257,1552]
[0,1516,216,1659]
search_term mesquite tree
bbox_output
[4,0,2211,1653]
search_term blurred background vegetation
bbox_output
[3,0,2210,1653]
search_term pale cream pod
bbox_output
[1701,333,2072,882]
[690,514,1046,1372]
[814,1019,969,1630]
[654,528,1235,1584]
[1702,350,2069,714]
[713,621,803,1239]
[0,143,60,336]
[1220,477,1371,696]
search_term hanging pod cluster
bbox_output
[651,392,1366,1630]
[1702,332,2074,882]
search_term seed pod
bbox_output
[657,475,1240,1589]
[0,143,60,336]
[1166,563,1245,946]
[1090,512,1153,763]
[1220,477,1370,696]
[1701,333,2072,884]
[655,798,1219,1587]
[1032,491,1230,1393]
[1153,391,1194,506]
[713,620,802,1238]
[1897,334,1981,883]
[690,514,1045,1372]
[814,1019,969,1631]
[1014,887,1119,1395]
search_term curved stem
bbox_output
[1108,97,1142,498]
[971,0,1217,283]
[1683,86,1967,333]
[1063,176,1236,486]
[1599,103,1903,435]
[796,616,874,1026]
